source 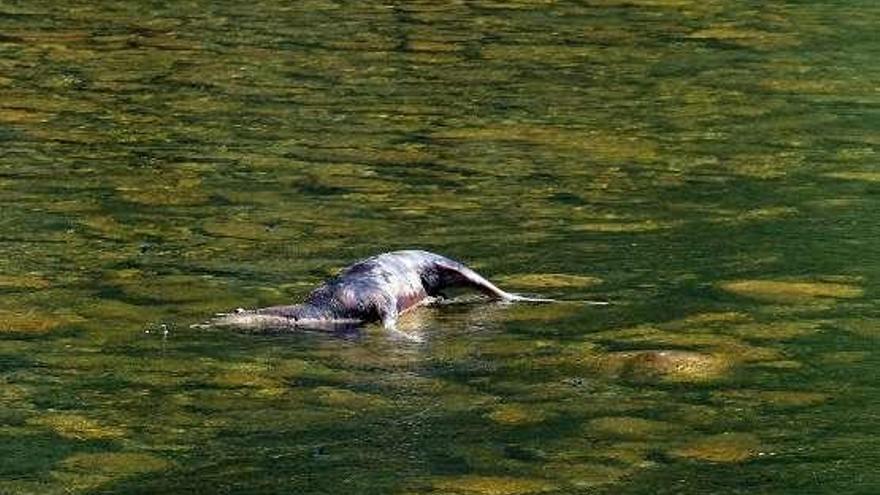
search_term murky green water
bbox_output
[1,1,879,493]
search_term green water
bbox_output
[1,1,879,493]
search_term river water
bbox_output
[1,1,878,494]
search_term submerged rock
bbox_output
[486,403,550,426]
[544,461,630,489]
[586,416,677,440]
[0,310,81,335]
[312,386,390,410]
[53,452,171,493]
[719,279,863,304]
[670,432,761,463]
[823,171,880,183]
[429,475,557,495]
[597,350,731,383]
[29,413,127,440]
[0,274,51,290]
[711,389,828,408]
[729,320,823,341]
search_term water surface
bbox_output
[1,1,879,493]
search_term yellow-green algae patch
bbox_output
[818,351,870,365]
[687,24,798,50]
[710,206,798,225]
[0,274,51,289]
[432,125,658,163]
[823,171,880,183]
[497,273,602,289]
[671,433,761,463]
[52,452,171,493]
[572,219,680,233]
[727,320,822,341]
[111,273,235,304]
[595,350,732,383]
[212,362,289,393]
[202,219,279,241]
[0,107,54,124]
[583,441,653,465]
[543,461,631,489]
[711,389,828,408]
[586,416,677,440]
[0,378,31,404]
[486,403,550,426]
[584,324,785,379]
[835,318,880,338]
[112,167,209,206]
[429,475,557,495]
[75,298,154,324]
[0,309,82,334]
[497,302,586,322]
[311,386,391,409]
[667,404,723,428]
[719,279,863,303]
[665,312,752,327]
[29,413,127,440]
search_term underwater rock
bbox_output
[572,219,679,233]
[0,274,51,290]
[212,362,288,394]
[75,298,154,324]
[113,166,208,206]
[728,320,823,341]
[666,312,752,327]
[486,403,549,426]
[818,351,870,365]
[432,125,658,164]
[836,318,880,338]
[29,413,126,441]
[710,206,798,225]
[110,273,235,305]
[544,461,629,489]
[499,303,586,323]
[0,310,81,335]
[202,219,279,241]
[312,386,390,410]
[430,475,557,495]
[670,432,761,463]
[823,171,880,183]
[667,404,722,428]
[719,279,863,304]
[586,416,676,440]
[687,24,798,50]
[52,452,170,493]
[711,389,828,408]
[597,350,731,383]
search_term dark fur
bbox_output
[202,250,540,331]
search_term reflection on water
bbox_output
[1,0,879,493]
